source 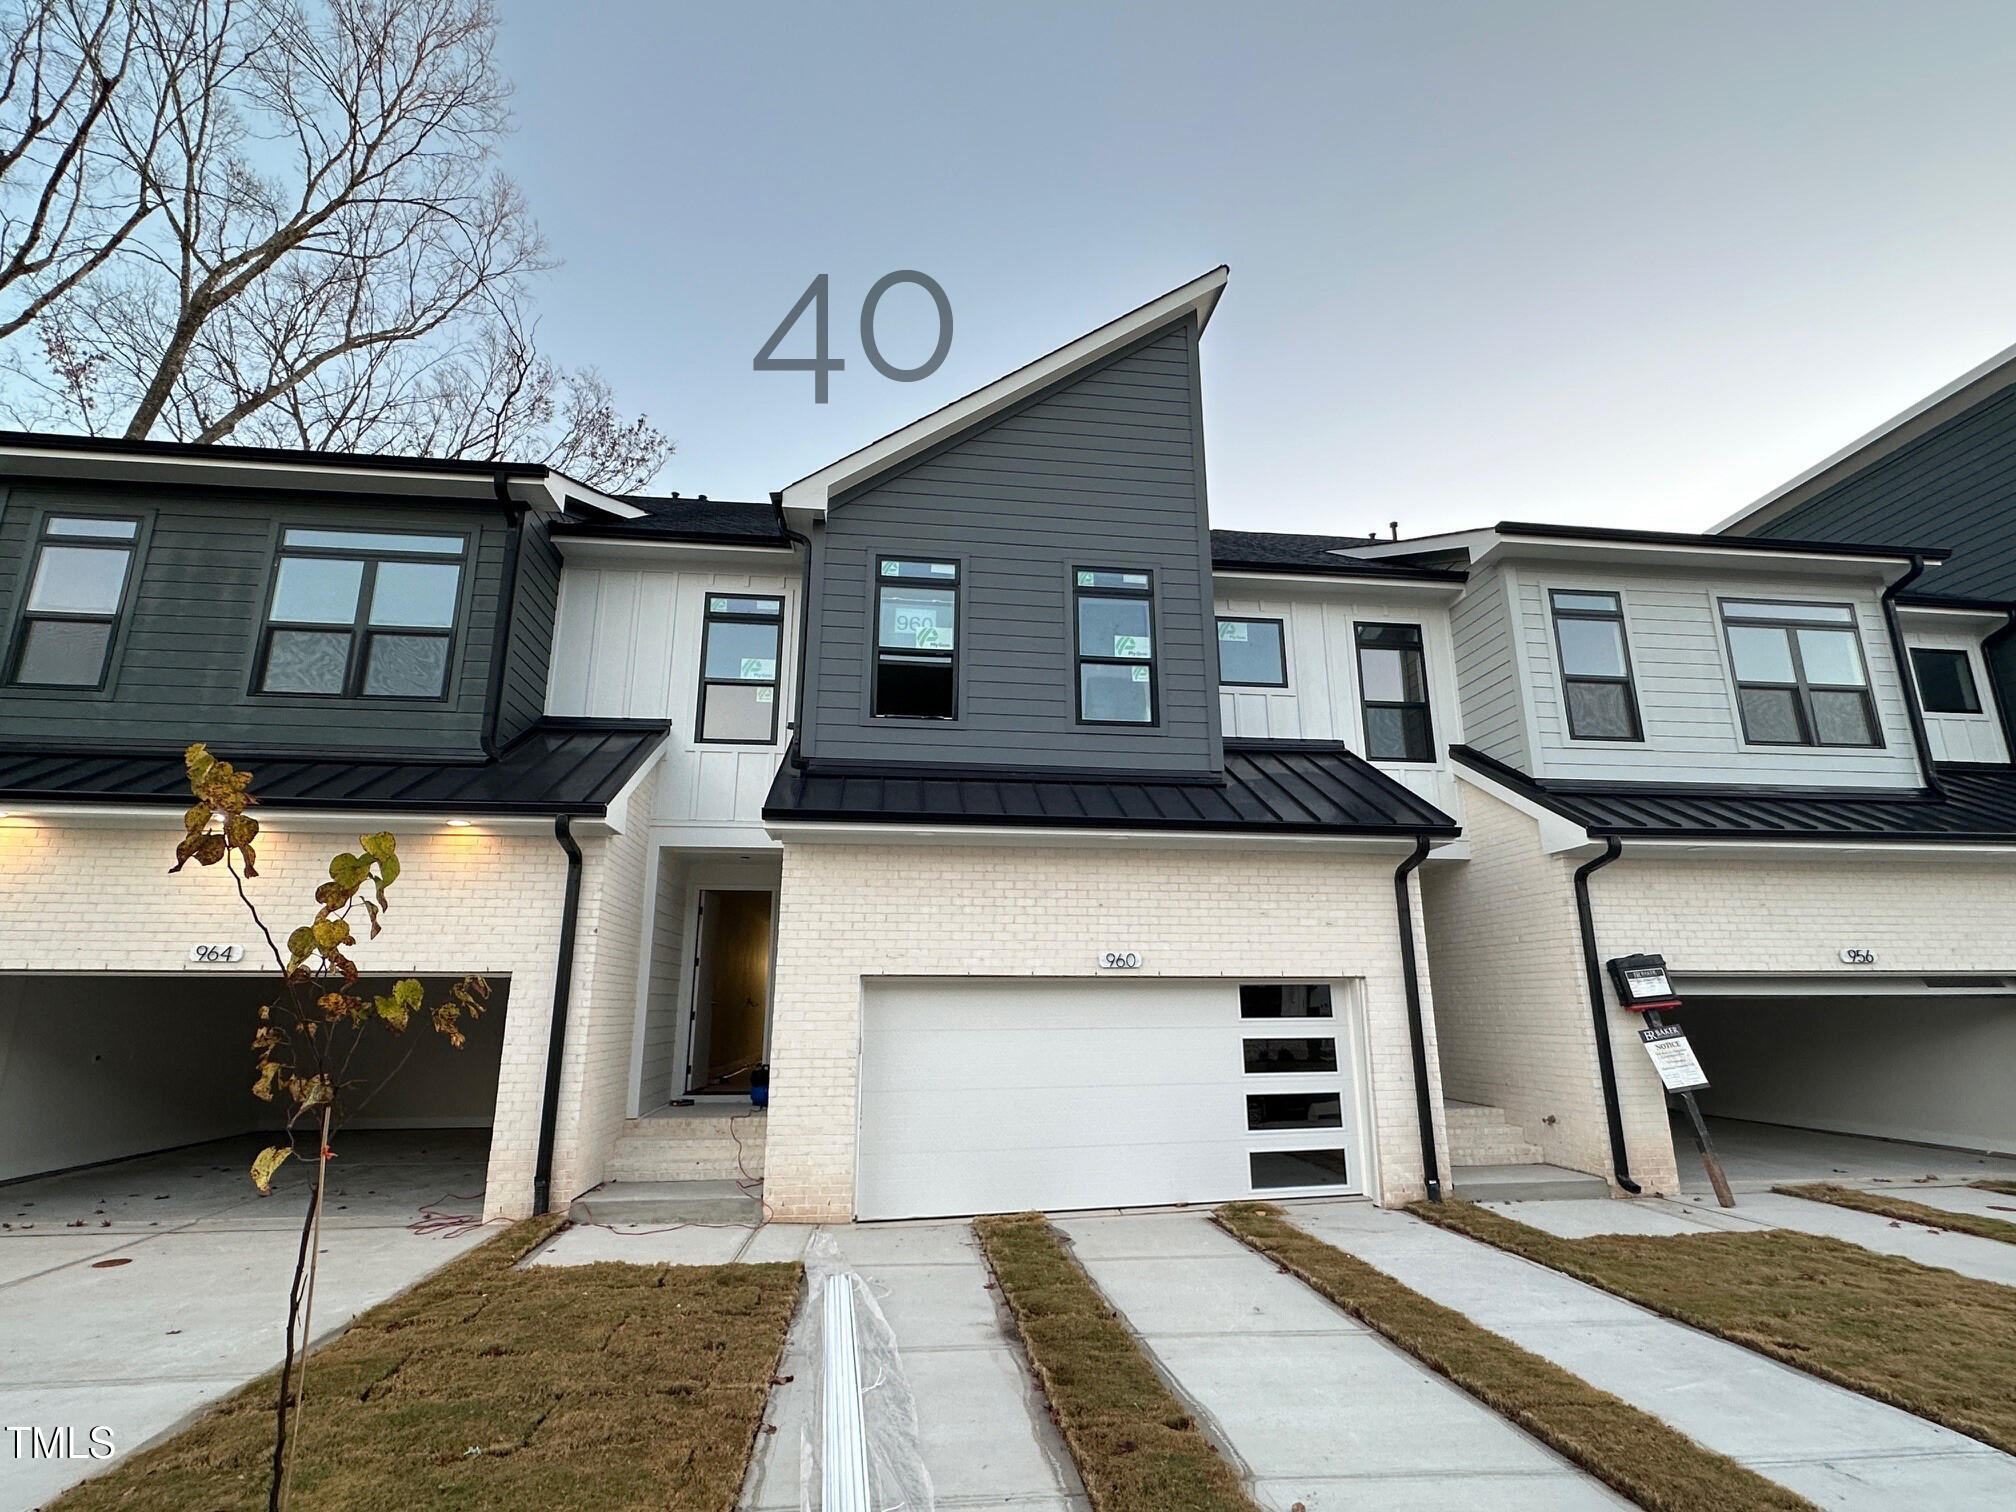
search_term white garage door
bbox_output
[857,977,1363,1220]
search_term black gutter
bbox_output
[1495,518,1951,563]
[1212,559,1468,586]
[1572,836,1640,1194]
[775,490,815,741]
[534,815,586,1216]
[1881,553,1944,801]
[1393,833,1442,1201]
[0,427,557,477]
[481,474,529,759]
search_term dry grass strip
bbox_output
[1215,1202,1814,1512]
[53,1217,801,1511]
[973,1212,1257,1512]
[1970,1179,2016,1197]
[1776,1182,2016,1246]
[1413,1198,2016,1456]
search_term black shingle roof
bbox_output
[764,739,1459,836]
[1454,745,2016,844]
[552,495,789,546]
[1210,530,1465,581]
[0,719,670,815]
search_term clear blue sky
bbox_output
[495,1,2016,537]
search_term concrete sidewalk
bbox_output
[1495,1190,2016,1289]
[1287,1200,2016,1510]
[533,1217,1090,1511]
[1053,1209,1629,1512]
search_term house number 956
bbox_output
[754,272,953,403]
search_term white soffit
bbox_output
[780,266,1230,512]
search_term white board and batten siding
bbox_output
[1902,623,2010,764]
[547,563,798,838]
[1469,561,1926,789]
[1213,583,1466,826]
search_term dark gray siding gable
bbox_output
[802,317,1221,774]
[495,511,561,747]
[0,481,512,755]
[1766,385,2016,602]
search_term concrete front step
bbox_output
[1443,1101,1544,1167]
[568,1179,763,1225]
[607,1110,766,1183]
[1449,1163,1613,1203]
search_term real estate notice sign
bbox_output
[1639,1023,1710,1093]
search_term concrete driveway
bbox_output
[0,1131,493,1512]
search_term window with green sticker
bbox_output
[1074,567,1156,724]
[875,558,959,717]
[1217,617,1286,687]
[698,593,783,742]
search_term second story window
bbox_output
[697,595,783,743]
[1356,622,1433,761]
[1550,590,1643,741]
[8,515,139,689]
[257,528,464,699]
[1075,569,1157,724]
[1720,599,1879,747]
[1217,617,1287,687]
[875,558,958,718]
[1910,647,1982,715]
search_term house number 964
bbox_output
[754,272,953,403]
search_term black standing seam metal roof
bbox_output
[1451,744,2016,844]
[0,719,671,815]
[763,740,1459,836]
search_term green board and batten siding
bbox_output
[801,316,1223,776]
[0,481,555,757]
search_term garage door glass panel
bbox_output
[1250,1148,1348,1188]
[1243,1037,1338,1074]
[1246,1092,1342,1130]
[1239,984,1332,1018]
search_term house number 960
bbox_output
[1099,951,1142,970]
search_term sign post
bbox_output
[1606,953,1735,1208]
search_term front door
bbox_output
[685,890,774,1095]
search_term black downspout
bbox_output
[1983,608,2016,763]
[533,814,585,1216]
[481,474,529,759]
[1880,553,1943,800]
[1573,835,1641,1194]
[773,491,814,742]
[1393,833,1442,1202]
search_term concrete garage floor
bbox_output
[1675,1115,2016,1194]
[0,1130,494,1512]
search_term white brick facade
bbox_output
[0,816,569,1219]
[762,838,1451,1221]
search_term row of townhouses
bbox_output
[3,266,2013,1222]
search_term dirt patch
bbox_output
[973,1212,1257,1512]
[1413,1199,2016,1456]
[52,1217,800,1511]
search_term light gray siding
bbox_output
[1448,565,1529,768]
[0,481,513,755]
[801,318,1221,774]
[1512,562,1923,787]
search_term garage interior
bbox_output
[1667,982,2016,1177]
[0,972,509,1186]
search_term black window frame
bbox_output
[1074,566,1159,726]
[1909,646,1984,716]
[5,511,144,692]
[872,556,960,720]
[1548,589,1645,743]
[252,527,468,703]
[1355,621,1435,763]
[1718,598,1883,749]
[695,593,785,745]
[1215,615,1289,688]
